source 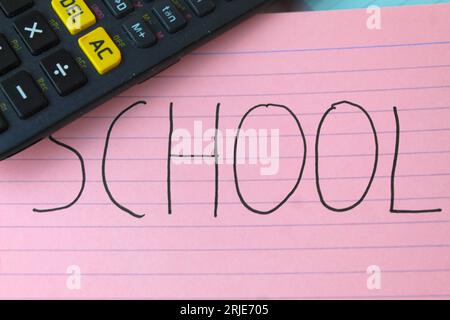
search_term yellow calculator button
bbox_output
[51,0,96,35]
[78,27,122,75]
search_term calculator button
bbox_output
[14,11,59,55]
[1,71,48,119]
[0,0,33,17]
[0,34,20,75]
[51,0,96,36]
[78,27,122,75]
[123,18,156,48]
[153,1,187,34]
[103,0,134,19]
[0,112,8,133]
[186,0,215,17]
[40,49,87,96]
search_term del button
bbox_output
[51,0,96,35]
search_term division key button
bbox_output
[0,71,48,119]
[40,49,87,96]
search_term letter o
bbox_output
[233,104,307,215]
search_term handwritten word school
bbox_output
[32,100,442,218]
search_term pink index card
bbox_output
[0,4,450,300]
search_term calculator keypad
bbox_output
[0,0,272,159]
[14,11,59,55]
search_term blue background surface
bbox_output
[305,0,450,10]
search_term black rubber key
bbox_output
[1,71,48,118]
[153,1,186,34]
[0,34,20,75]
[123,18,157,48]
[0,0,33,17]
[104,0,134,18]
[40,49,87,96]
[186,0,215,17]
[14,11,59,55]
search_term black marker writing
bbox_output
[102,100,147,219]
[167,102,221,217]
[315,101,379,212]
[167,102,173,215]
[213,103,221,217]
[233,104,307,215]
[27,100,444,218]
[33,135,86,213]
[390,106,442,214]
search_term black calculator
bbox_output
[0,0,273,160]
